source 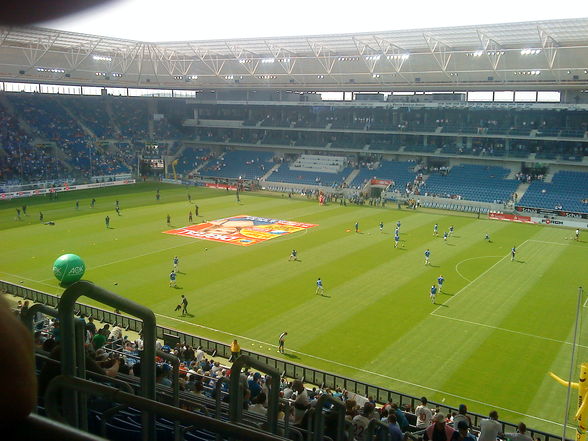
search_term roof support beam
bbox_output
[476,30,505,79]
[424,33,452,76]
[538,26,559,71]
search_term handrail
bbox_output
[155,350,181,441]
[16,413,108,441]
[45,375,289,441]
[230,355,281,435]
[58,281,157,441]
[3,280,571,441]
[312,395,347,441]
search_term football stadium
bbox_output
[1,3,588,440]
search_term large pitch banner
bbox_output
[163,215,318,246]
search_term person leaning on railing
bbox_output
[229,339,241,362]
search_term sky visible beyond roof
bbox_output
[41,0,588,42]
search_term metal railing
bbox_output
[2,279,570,441]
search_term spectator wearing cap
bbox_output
[478,411,503,441]
[451,420,477,441]
[424,413,455,441]
[452,404,472,430]
[415,396,434,429]
[504,423,533,441]
[248,372,263,400]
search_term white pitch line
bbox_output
[454,256,502,283]
[39,240,195,282]
[430,313,588,349]
[529,239,569,247]
[0,271,58,290]
[431,239,529,314]
[155,312,572,429]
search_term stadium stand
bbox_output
[350,161,418,192]
[200,150,274,180]
[517,170,588,214]
[174,147,214,176]
[421,164,519,204]
[266,155,353,187]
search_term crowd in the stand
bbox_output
[8,300,539,441]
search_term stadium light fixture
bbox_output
[95,72,106,76]
[387,54,410,61]
[467,50,484,57]
[224,75,234,80]
[174,75,183,80]
[261,58,275,64]
[487,50,505,56]
[92,55,112,62]
[520,48,541,55]
[187,75,198,80]
[36,67,65,73]
[112,73,123,78]
[372,74,380,78]
[317,75,325,79]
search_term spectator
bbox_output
[388,413,403,441]
[85,316,96,336]
[248,372,263,400]
[425,413,455,441]
[452,404,472,429]
[352,402,374,440]
[505,423,533,441]
[108,325,123,342]
[229,339,240,362]
[92,329,107,350]
[292,379,310,425]
[478,411,503,441]
[415,396,433,429]
[249,391,267,415]
[391,402,410,432]
[452,420,476,441]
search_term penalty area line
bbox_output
[154,312,570,429]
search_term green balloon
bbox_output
[53,254,86,285]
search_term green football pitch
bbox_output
[2,182,587,434]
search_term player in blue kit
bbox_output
[433,223,438,236]
[449,225,454,236]
[173,256,179,272]
[396,220,401,230]
[424,249,431,265]
[443,231,448,242]
[169,270,177,288]
[394,233,400,248]
[437,275,444,293]
[430,285,437,304]
[315,277,324,295]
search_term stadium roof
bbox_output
[1,18,588,91]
